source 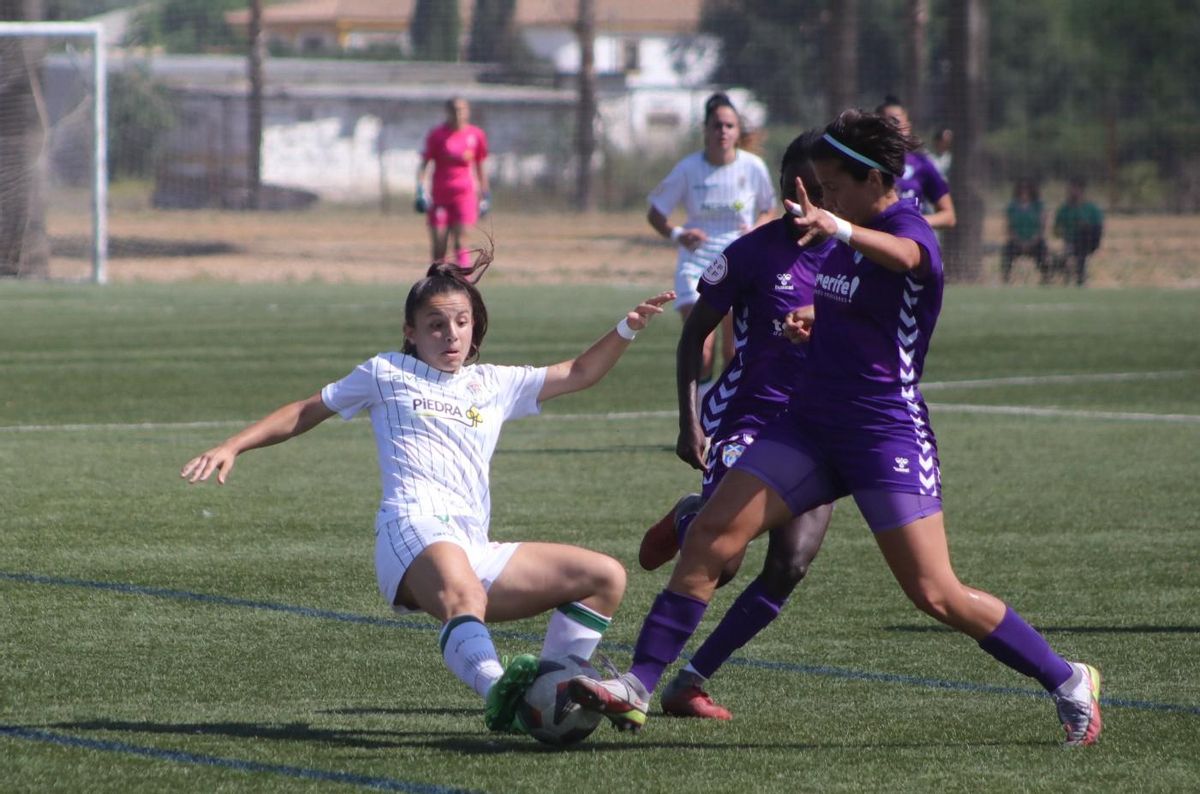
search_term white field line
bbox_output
[920,369,1194,391]
[2,370,1197,433]
[927,403,1200,424]
[0,420,249,433]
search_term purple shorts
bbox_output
[734,406,943,532]
[700,430,758,501]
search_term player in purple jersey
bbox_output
[877,96,956,231]
[570,110,1102,747]
[637,131,836,720]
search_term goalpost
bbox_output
[0,21,107,284]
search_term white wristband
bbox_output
[669,226,685,243]
[615,317,638,340]
[832,215,853,243]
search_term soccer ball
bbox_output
[516,654,604,747]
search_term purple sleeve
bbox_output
[886,209,942,280]
[696,240,747,314]
[916,153,949,204]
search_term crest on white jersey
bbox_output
[702,253,728,285]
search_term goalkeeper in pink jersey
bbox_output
[416,97,491,268]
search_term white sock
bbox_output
[439,615,504,699]
[541,602,612,661]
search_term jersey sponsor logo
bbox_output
[701,253,729,284]
[412,397,485,428]
[775,272,794,291]
[815,272,861,303]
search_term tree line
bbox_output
[705,0,1200,212]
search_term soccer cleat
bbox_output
[1052,661,1103,747]
[567,669,650,733]
[638,492,703,571]
[660,672,733,721]
[484,653,539,732]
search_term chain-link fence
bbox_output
[2,1,1197,286]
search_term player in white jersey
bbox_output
[181,254,673,735]
[647,92,776,385]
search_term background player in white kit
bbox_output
[647,92,776,388]
[181,255,673,734]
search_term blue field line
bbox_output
[5,570,1199,718]
[0,726,478,793]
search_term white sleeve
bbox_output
[753,157,777,215]
[492,365,548,421]
[321,357,380,420]
[648,158,689,218]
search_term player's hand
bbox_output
[181,444,238,485]
[784,177,835,247]
[676,424,708,471]
[784,304,815,344]
[478,191,491,216]
[624,290,675,331]
[414,186,429,214]
[678,228,707,252]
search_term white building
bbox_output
[70,2,766,206]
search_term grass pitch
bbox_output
[2,282,1198,792]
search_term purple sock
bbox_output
[688,576,785,680]
[629,590,707,693]
[978,606,1073,691]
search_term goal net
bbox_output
[0,22,106,283]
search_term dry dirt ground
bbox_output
[45,205,1200,287]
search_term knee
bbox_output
[716,549,746,589]
[760,552,812,597]
[439,581,489,618]
[903,581,963,625]
[592,554,627,603]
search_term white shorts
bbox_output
[674,259,706,310]
[674,231,740,310]
[374,514,520,615]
